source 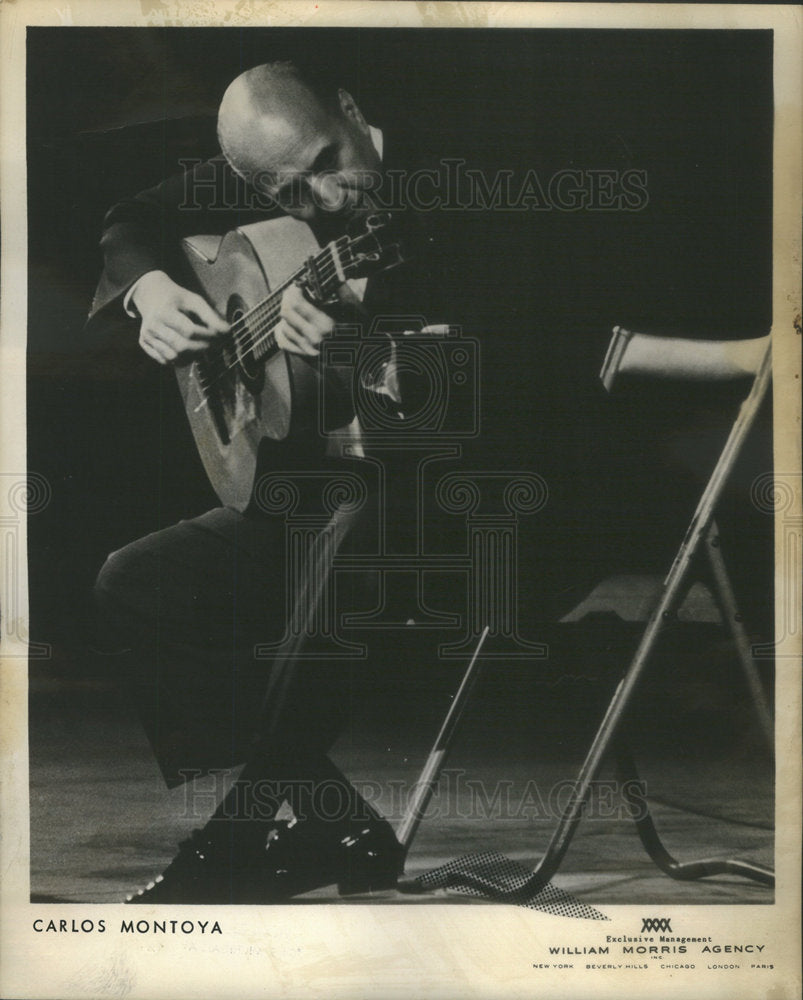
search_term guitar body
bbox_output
[175,217,323,511]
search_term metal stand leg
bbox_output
[706,520,774,750]
[396,627,489,854]
[423,348,775,901]
[402,347,774,900]
[503,348,776,897]
[615,743,774,886]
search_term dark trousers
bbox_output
[94,493,374,790]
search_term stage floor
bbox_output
[29,634,774,909]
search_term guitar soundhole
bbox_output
[228,294,265,393]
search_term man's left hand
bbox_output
[275,284,335,356]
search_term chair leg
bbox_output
[615,743,774,886]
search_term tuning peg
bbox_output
[365,211,392,231]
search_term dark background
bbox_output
[26,27,774,656]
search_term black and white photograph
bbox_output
[2,3,800,999]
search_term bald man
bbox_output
[88,62,450,903]
[125,64,383,366]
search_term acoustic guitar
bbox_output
[175,213,403,510]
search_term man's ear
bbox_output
[338,89,369,132]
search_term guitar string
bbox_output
[230,251,345,352]
[202,273,332,370]
[197,240,358,394]
[221,237,348,352]
[207,251,345,373]
[196,216,392,394]
[222,219,384,353]
[225,237,348,348]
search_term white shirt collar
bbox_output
[369,125,384,161]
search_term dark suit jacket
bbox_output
[84,128,479,542]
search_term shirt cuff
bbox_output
[123,278,144,318]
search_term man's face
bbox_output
[236,89,382,225]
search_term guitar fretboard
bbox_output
[194,235,353,404]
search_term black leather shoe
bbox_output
[337,821,405,895]
[258,815,405,898]
[126,827,262,904]
[125,817,404,904]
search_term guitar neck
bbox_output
[237,236,349,363]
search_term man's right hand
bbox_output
[131,270,229,366]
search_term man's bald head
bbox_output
[216,62,380,223]
[218,63,336,170]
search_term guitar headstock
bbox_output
[340,213,406,280]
